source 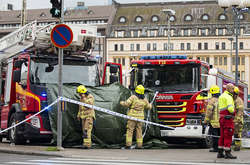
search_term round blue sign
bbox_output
[50,24,73,48]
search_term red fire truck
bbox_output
[0,21,98,144]
[129,55,248,147]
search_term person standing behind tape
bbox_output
[120,85,152,149]
[233,86,244,151]
[204,85,220,152]
[76,85,95,149]
[217,83,237,159]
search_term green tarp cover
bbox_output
[47,83,168,148]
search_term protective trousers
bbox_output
[218,117,234,151]
[234,122,243,148]
[82,117,93,148]
[209,127,220,150]
[126,120,143,147]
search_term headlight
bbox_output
[30,117,41,128]
[186,119,201,125]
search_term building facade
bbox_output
[107,0,250,93]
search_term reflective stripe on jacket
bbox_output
[78,94,95,119]
[205,97,220,128]
[219,91,234,114]
[121,95,152,119]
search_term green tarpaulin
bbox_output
[47,83,167,148]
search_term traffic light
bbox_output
[50,0,61,18]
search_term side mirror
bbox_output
[110,65,118,74]
[13,70,21,82]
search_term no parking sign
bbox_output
[50,24,73,48]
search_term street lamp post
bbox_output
[218,0,250,86]
[161,9,176,55]
[228,37,234,73]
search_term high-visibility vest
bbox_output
[218,91,234,114]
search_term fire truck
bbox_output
[128,55,248,147]
[0,21,98,144]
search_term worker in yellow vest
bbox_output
[76,85,95,149]
[233,87,244,151]
[120,85,152,149]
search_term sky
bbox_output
[1,0,213,10]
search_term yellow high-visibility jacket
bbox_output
[218,91,234,114]
[78,94,95,119]
[205,97,220,128]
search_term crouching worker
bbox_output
[120,85,152,149]
[76,85,95,149]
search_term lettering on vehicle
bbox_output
[156,95,173,100]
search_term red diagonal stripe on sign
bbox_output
[55,28,70,44]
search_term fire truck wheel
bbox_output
[8,113,25,145]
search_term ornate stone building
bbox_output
[107,0,250,93]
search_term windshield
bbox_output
[30,60,99,86]
[134,65,199,93]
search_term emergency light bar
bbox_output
[140,55,187,60]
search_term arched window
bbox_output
[201,14,209,21]
[218,14,227,21]
[119,16,126,23]
[239,14,244,20]
[40,12,46,17]
[151,15,159,22]
[135,16,143,23]
[184,14,192,21]
[169,15,176,22]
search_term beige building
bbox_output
[107,0,250,93]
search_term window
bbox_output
[233,42,236,50]
[151,15,159,22]
[224,57,227,65]
[204,43,208,50]
[117,31,123,37]
[133,30,139,37]
[201,29,206,36]
[214,57,218,65]
[122,58,125,66]
[130,44,134,51]
[201,65,208,89]
[215,42,219,50]
[120,44,124,51]
[218,28,223,35]
[184,14,192,21]
[239,14,244,20]
[136,44,140,51]
[7,4,13,10]
[153,43,157,51]
[119,16,126,23]
[240,42,244,49]
[147,43,151,51]
[233,57,235,65]
[169,15,176,22]
[113,58,116,63]
[219,56,222,65]
[187,43,191,50]
[181,43,184,50]
[163,43,168,50]
[118,58,121,64]
[150,30,155,37]
[241,71,245,80]
[201,14,209,21]
[135,16,143,23]
[206,57,210,63]
[198,43,202,50]
[20,62,28,84]
[114,44,118,51]
[218,14,227,20]
[170,43,174,50]
[183,29,189,36]
[221,42,226,50]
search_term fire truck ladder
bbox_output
[0,20,55,61]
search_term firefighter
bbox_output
[217,83,237,159]
[120,84,152,149]
[204,85,220,152]
[76,85,95,149]
[233,86,244,151]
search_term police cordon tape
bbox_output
[0,98,59,134]
[60,97,175,130]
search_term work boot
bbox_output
[217,149,225,158]
[225,150,237,159]
[209,148,218,152]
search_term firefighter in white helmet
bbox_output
[120,85,152,149]
[204,85,221,152]
[76,85,95,149]
[233,86,244,151]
